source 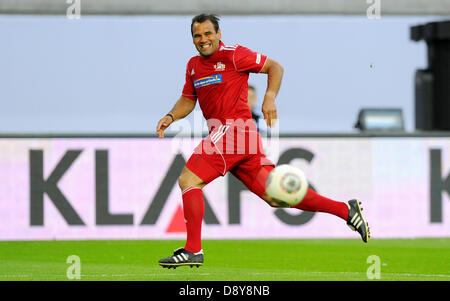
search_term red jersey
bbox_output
[182,41,268,127]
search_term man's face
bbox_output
[192,20,221,57]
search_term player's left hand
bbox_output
[262,95,278,128]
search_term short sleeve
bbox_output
[233,45,268,73]
[181,61,197,101]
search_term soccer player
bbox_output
[156,14,370,268]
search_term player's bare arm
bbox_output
[260,58,284,128]
[156,96,196,138]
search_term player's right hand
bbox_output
[156,115,173,138]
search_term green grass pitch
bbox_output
[0,239,449,281]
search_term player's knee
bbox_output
[178,167,205,191]
[266,201,279,208]
[178,173,190,191]
[261,193,283,208]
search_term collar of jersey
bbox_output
[199,41,225,60]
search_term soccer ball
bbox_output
[265,164,308,207]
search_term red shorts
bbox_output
[185,121,275,197]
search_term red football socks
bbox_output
[181,187,348,253]
[293,188,349,220]
[182,187,204,253]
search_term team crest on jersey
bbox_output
[214,62,226,72]
[194,74,223,88]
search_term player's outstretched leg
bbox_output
[255,166,371,243]
[235,162,372,243]
[346,199,370,243]
[158,247,204,269]
[293,188,349,220]
[291,190,370,243]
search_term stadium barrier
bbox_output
[0,133,449,240]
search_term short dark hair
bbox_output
[191,14,220,36]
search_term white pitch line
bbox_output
[381,272,450,278]
[0,272,448,279]
[247,271,450,279]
